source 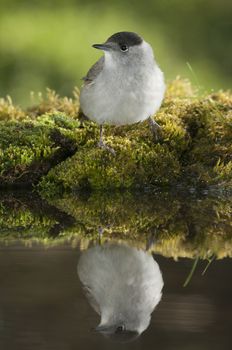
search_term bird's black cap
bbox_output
[106,32,143,47]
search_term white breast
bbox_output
[77,244,163,334]
[80,42,165,126]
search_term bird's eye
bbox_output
[120,44,128,52]
[116,325,125,333]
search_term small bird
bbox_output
[77,243,163,341]
[80,31,165,153]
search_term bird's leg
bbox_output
[97,125,116,155]
[148,117,161,142]
[98,226,104,245]
[146,231,157,251]
[98,124,104,146]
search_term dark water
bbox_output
[0,190,231,349]
[0,242,231,350]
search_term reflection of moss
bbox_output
[0,191,231,259]
[0,79,231,191]
[0,194,56,239]
[47,191,232,259]
[0,192,75,240]
[49,192,182,238]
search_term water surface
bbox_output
[0,242,231,349]
[0,190,231,349]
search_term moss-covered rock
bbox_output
[181,92,232,186]
[0,113,80,186]
[39,79,231,193]
[0,78,231,191]
[39,135,182,192]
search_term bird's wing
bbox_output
[82,56,104,85]
[82,284,101,315]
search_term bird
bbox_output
[80,31,165,153]
[77,243,163,341]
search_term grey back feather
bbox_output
[82,56,104,84]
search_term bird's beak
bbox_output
[94,325,113,333]
[92,43,112,51]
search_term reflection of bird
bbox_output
[80,31,165,152]
[77,243,163,340]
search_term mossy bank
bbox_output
[0,79,231,193]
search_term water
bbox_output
[0,190,231,349]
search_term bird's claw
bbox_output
[98,140,116,155]
[148,117,162,142]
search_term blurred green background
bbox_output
[0,0,231,106]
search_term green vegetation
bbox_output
[0,114,79,186]
[0,1,231,267]
[0,191,75,242]
[0,79,231,191]
[40,79,232,192]
[0,193,57,240]
[49,191,232,260]
[0,89,79,186]
[0,0,231,105]
[0,190,231,260]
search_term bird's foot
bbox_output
[98,139,116,155]
[98,226,104,245]
[146,232,156,251]
[148,117,162,142]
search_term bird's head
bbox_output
[94,322,140,342]
[94,309,151,342]
[92,31,154,66]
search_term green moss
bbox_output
[0,113,80,186]
[1,191,231,260]
[0,194,56,239]
[181,92,232,185]
[40,136,181,192]
[0,96,26,121]
[40,81,232,193]
[47,191,232,259]
[0,192,75,241]
[28,88,80,118]
[0,79,231,191]
[0,88,80,121]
